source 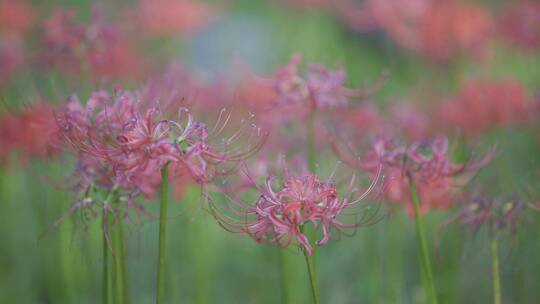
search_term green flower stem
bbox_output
[102,188,117,304]
[303,247,320,304]
[409,180,438,304]
[306,109,319,272]
[156,163,170,304]
[491,237,501,304]
[114,220,129,304]
[300,225,320,304]
[307,110,316,174]
[102,210,110,304]
[278,249,291,304]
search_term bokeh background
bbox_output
[1,0,540,303]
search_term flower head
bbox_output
[334,136,491,215]
[449,193,527,237]
[57,88,266,223]
[211,164,380,255]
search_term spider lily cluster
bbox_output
[56,89,264,222]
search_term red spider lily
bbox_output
[85,8,142,80]
[40,9,86,71]
[0,103,60,163]
[40,7,142,80]
[436,78,531,137]
[135,0,219,37]
[446,193,526,237]
[57,89,266,209]
[243,54,382,112]
[334,136,491,216]
[210,165,381,255]
[0,0,33,38]
[499,1,540,51]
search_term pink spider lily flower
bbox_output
[56,89,266,216]
[445,193,527,237]
[40,7,142,80]
[210,165,381,255]
[245,54,384,112]
[334,136,492,216]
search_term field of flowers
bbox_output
[1,0,540,303]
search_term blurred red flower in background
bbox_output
[136,0,218,37]
[500,1,540,51]
[437,79,531,137]
[0,104,59,163]
[337,0,494,62]
[0,0,33,38]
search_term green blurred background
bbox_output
[1,0,540,303]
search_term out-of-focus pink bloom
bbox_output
[342,103,384,134]
[136,0,218,36]
[337,0,494,62]
[252,54,381,111]
[448,193,526,236]
[57,89,266,204]
[420,2,494,62]
[387,102,430,141]
[41,9,86,70]
[40,7,142,80]
[500,1,540,51]
[140,64,229,115]
[211,167,380,255]
[0,103,60,163]
[85,8,142,80]
[335,136,491,216]
[0,39,24,86]
[0,0,33,37]
[337,0,429,49]
[437,79,530,137]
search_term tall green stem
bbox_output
[409,180,438,304]
[278,250,291,304]
[303,248,320,304]
[307,110,316,173]
[102,188,117,304]
[491,237,501,304]
[306,108,318,266]
[114,221,129,304]
[102,211,110,304]
[300,224,320,304]
[156,163,170,304]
